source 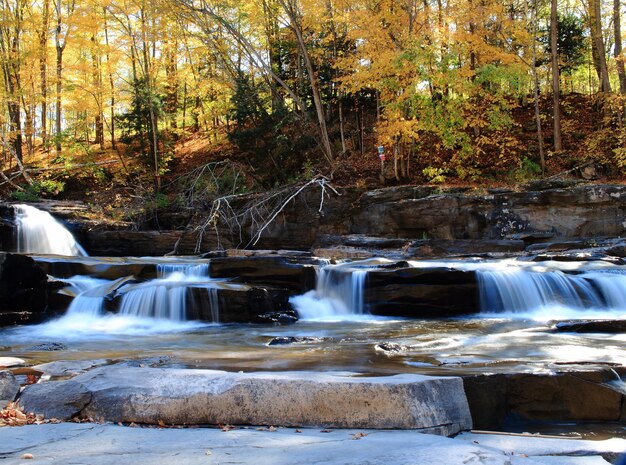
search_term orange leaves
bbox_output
[0,403,48,427]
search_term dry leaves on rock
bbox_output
[0,403,45,427]
[351,432,368,440]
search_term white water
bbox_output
[291,261,376,321]
[34,263,222,337]
[476,267,626,319]
[14,204,87,256]
[117,264,220,322]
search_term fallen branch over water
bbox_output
[194,175,340,252]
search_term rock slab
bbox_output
[20,367,472,434]
[0,423,621,465]
[0,370,19,407]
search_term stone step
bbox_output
[19,366,472,435]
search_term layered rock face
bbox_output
[2,183,626,255]
[78,183,626,255]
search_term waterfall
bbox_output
[64,276,113,316]
[477,267,626,316]
[13,204,87,256]
[118,263,219,322]
[290,262,370,320]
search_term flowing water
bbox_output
[4,204,626,378]
[13,204,87,256]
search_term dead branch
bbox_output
[194,175,340,252]
[0,134,33,185]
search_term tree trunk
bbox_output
[531,0,545,172]
[550,0,562,151]
[589,0,612,93]
[615,0,626,94]
[104,11,116,149]
[39,0,50,150]
[277,0,334,166]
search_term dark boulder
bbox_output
[553,320,626,333]
[366,267,479,317]
[186,285,297,324]
[28,342,68,351]
[267,336,327,346]
[463,368,626,430]
[0,253,48,326]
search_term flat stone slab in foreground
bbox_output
[0,423,623,465]
[19,367,472,434]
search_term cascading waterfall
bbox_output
[63,276,113,316]
[290,262,370,320]
[118,262,219,322]
[477,267,626,316]
[13,204,87,256]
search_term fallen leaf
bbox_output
[351,432,368,440]
[268,426,277,432]
[295,429,302,433]
[320,429,332,433]
[158,420,166,428]
[221,424,235,432]
[20,453,34,460]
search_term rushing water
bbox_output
[14,204,87,256]
[290,259,389,321]
[4,204,626,378]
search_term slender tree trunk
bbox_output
[39,0,49,150]
[550,0,562,151]
[277,0,334,166]
[589,0,612,93]
[1,18,23,163]
[182,80,187,131]
[531,0,545,172]
[140,4,160,188]
[615,0,626,94]
[91,36,104,149]
[104,11,116,149]
[338,98,346,154]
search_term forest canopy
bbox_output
[1,0,626,200]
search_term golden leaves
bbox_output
[0,403,52,427]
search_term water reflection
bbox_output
[2,317,625,376]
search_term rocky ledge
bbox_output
[18,365,472,435]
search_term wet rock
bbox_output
[0,370,19,407]
[209,256,318,294]
[28,342,68,351]
[0,253,48,326]
[254,311,298,325]
[267,336,326,346]
[20,366,472,434]
[366,267,479,317]
[463,369,626,430]
[553,320,626,334]
[374,342,412,355]
[186,286,297,324]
